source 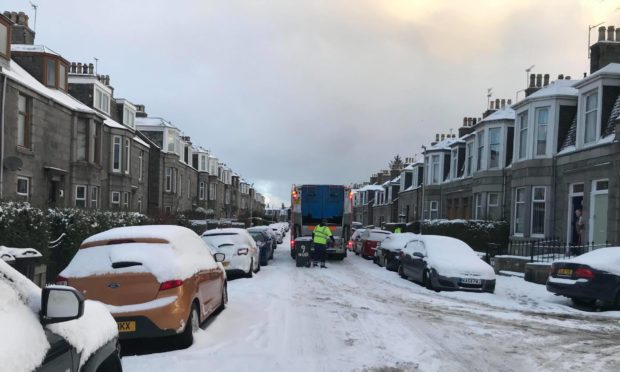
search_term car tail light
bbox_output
[347,240,353,248]
[55,275,68,285]
[575,267,594,280]
[290,240,295,249]
[159,280,183,291]
[237,248,249,255]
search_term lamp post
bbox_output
[249,183,254,226]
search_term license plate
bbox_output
[461,278,482,285]
[558,268,573,276]
[223,262,230,267]
[117,321,136,333]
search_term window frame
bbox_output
[518,111,528,160]
[429,200,439,220]
[138,150,144,181]
[17,94,32,149]
[111,191,121,205]
[199,182,205,200]
[165,167,172,192]
[465,141,474,176]
[531,186,546,237]
[535,106,549,157]
[476,130,485,171]
[16,176,30,196]
[474,193,483,220]
[487,193,499,220]
[112,136,122,173]
[451,148,459,179]
[124,138,130,174]
[583,90,599,145]
[74,185,87,208]
[90,186,98,209]
[123,192,130,210]
[93,86,111,114]
[514,187,526,236]
[488,127,501,169]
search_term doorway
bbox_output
[589,180,609,245]
[567,183,584,246]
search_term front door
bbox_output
[590,180,609,245]
[48,180,59,206]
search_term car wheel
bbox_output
[571,297,596,307]
[177,303,199,348]
[254,258,260,273]
[398,264,407,279]
[245,259,254,278]
[217,283,228,313]
[426,270,440,292]
[97,352,122,372]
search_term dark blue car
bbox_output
[247,228,274,266]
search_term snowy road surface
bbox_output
[123,236,620,372]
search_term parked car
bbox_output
[269,225,284,244]
[349,228,366,253]
[202,228,261,277]
[352,221,363,232]
[247,228,274,265]
[398,235,496,293]
[547,247,620,308]
[1,259,122,372]
[358,229,392,259]
[58,225,227,348]
[375,232,418,271]
[249,225,278,251]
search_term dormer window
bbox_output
[0,20,9,60]
[584,90,598,144]
[122,106,136,129]
[94,86,110,114]
[44,57,68,91]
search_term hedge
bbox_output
[0,202,50,259]
[404,219,509,251]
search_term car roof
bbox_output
[81,225,198,249]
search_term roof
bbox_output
[11,44,60,56]
[527,79,578,100]
[2,61,100,115]
[477,107,515,124]
[104,117,130,130]
[426,138,457,151]
[576,63,620,87]
[82,225,199,247]
[133,136,150,148]
[358,184,384,192]
[135,116,178,130]
[404,162,423,169]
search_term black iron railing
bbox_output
[488,238,613,263]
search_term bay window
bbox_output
[584,91,598,144]
[518,111,528,159]
[488,127,501,169]
[466,141,473,176]
[477,131,485,170]
[112,136,122,172]
[531,187,546,236]
[514,188,526,235]
[535,107,549,156]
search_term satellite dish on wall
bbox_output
[3,156,23,171]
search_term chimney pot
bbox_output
[507,99,512,105]
[565,75,571,80]
[616,28,620,42]
[88,63,94,75]
[472,118,477,125]
[608,26,616,42]
[536,74,543,87]
[495,98,500,109]
[489,101,494,110]
[77,62,83,74]
[543,73,550,86]
[435,133,440,141]
[463,117,467,126]
[501,99,506,108]
[440,134,445,141]
[599,26,607,41]
[529,73,536,88]
[70,62,76,73]
[468,117,474,126]
[558,74,564,80]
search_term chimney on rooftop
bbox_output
[543,74,550,86]
[529,74,535,88]
[435,133,440,142]
[590,24,620,73]
[136,104,147,118]
[4,11,36,45]
[507,99,512,105]
[558,74,564,80]
[536,74,542,87]
[500,99,506,108]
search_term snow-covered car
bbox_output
[375,232,418,271]
[202,228,260,277]
[58,225,227,347]
[247,228,274,265]
[358,229,392,259]
[398,235,496,293]
[248,225,278,251]
[269,225,284,244]
[349,228,366,252]
[1,260,121,372]
[547,247,620,308]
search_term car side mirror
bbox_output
[40,286,84,325]
[413,252,424,258]
[214,252,226,263]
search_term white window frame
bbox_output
[16,176,29,196]
[94,87,110,114]
[75,185,87,208]
[137,197,142,213]
[430,155,440,185]
[476,130,485,171]
[531,186,546,237]
[518,111,528,160]
[123,106,136,129]
[188,178,191,199]
[514,187,526,236]
[90,186,98,209]
[488,127,501,169]
[465,141,474,177]
[429,200,439,220]
[199,182,205,200]
[111,191,121,205]
[209,183,216,201]
[474,193,483,220]
[589,179,609,243]
[165,167,172,192]
[487,193,499,220]
[138,150,144,181]
[535,107,549,157]
[583,90,599,145]
[124,138,130,174]
[112,136,122,173]
[123,192,130,210]
[451,148,458,180]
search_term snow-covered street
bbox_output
[123,237,620,372]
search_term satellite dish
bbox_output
[3,156,23,171]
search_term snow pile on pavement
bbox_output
[62,225,218,282]
[557,247,620,276]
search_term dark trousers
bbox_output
[313,243,326,263]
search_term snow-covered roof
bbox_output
[11,44,61,56]
[527,79,578,100]
[477,107,515,124]
[135,116,178,130]
[391,176,401,183]
[576,63,620,87]
[427,138,457,152]
[358,184,384,192]
[0,247,42,263]
[133,135,150,148]
[404,162,423,169]
[2,61,99,115]
[103,117,130,130]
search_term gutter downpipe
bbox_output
[420,146,427,234]
[0,73,7,200]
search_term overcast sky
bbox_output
[4,0,620,206]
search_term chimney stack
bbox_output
[529,73,536,88]
[599,26,606,41]
[543,74,550,86]
[616,28,620,42]
[536,74,543,87]
[468,117,473,126]
[463,117,467,126]
[565,76,571,80]
[4,11,36,45]
[608,26,616,42]
[472,118,477,125]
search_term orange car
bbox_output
[57,225,227,347]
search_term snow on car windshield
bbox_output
[368,231,391,241]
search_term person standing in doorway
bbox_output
[313,219,334,268]
[575,208,586,246]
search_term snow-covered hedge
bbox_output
[405,219,509,251]
[0,202,50,260]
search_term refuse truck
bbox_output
[290,184,353,261]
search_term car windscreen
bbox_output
[301,185,344,225]
[249,232,265,242]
